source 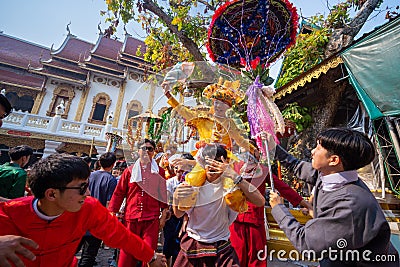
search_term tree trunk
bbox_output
[325,0,382,57]
[296,70,348,158]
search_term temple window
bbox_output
[88,93,111,125]
[47,85,75,119]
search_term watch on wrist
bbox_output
[234,175,243,185]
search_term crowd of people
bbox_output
[0,80,398,267]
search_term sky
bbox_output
[0,0,397,78]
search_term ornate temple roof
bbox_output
[82,54,125,74]
[0,68,45,90]
[0,33,51,69]
[0,33,48,89]
[0,31,152,87]
[121,34,146,58]
[90,34,123,61]
[51,34,94,63]
[118,35,152,72]
[41,59,87,75]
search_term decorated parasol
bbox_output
[132,110,163,122]
[105,132,123,153]
[207,0,298,71]
[207,0,298,192]
[126,110,163,151]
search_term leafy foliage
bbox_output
[281,102,312,133]
[106,0,224,71]
[275,27,329,88]
[275,0,384,88]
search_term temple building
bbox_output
[0,30,167,163]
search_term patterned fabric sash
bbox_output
[180,233,231,258]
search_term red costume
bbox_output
[230,165,303,267]
[0,196,154,267]
[108,163,167,267]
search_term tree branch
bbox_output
[142,0,205,62]
[197,0,216,11]
[324,0,381,57]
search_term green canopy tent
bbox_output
[341,17,400,119]
[341,16,400,194]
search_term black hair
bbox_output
[99,152,117,168]
[137,138,156,149]
[9,145,33,161]
[114,160,127,170]
[81,156,92,165]
[0,94,12,117]
[201,144,227,162]
[28,153,91,199]
[317,128,375,171]
[181,153,195,160]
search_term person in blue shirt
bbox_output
[78,152,117,267]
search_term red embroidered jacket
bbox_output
[108,164,168,221]
[236,165,303,225]
[0,196,154,267]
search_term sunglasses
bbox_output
[141,146,154,152]
[55,182,89,195]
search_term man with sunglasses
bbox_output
[0,153,167,267]
[109,139,168,267]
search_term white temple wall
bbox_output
[38,81,57,116]
[68,88,82,120]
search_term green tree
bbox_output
[105,0,225,71]
[105,0,387,70]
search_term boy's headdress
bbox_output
[203,77,244,107]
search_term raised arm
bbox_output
[236,177,265,207]
[162,83,195,121]
[275,145,319,185]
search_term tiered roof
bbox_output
[30,34,93,85]
[80,34,125,78]
[0,33,50,89]
[118,34,153,72]
[0,31,151,88]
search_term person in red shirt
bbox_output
[0,153,166,267]
[108,139,169,267]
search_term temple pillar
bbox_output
[43,140,62,158]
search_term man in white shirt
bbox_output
[172,144,265,266]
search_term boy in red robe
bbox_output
[0,153,166,267]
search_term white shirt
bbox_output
[166,176,181,205]
[320,170,359,192]
[186,179,238,243]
